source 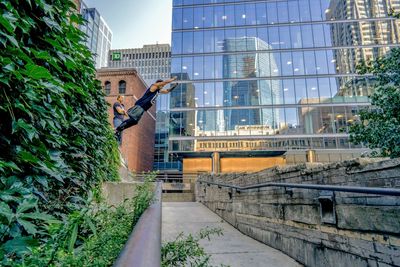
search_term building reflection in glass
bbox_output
[153,0,400,170]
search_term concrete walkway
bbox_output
[162,202,302,267]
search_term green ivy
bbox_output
[350,48,400,157]
[20,177,155,266]
[0,0,119,262]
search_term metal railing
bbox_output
[198,180,400,196]
[114,182,162,267]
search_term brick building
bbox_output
[96,68,155,172]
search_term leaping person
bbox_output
[115,76,178,141]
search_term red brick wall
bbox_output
[96,68,155,173]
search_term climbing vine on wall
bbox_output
[0,0,119,262]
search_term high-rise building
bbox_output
[327,0,400,95]
[108,44,171,85]
[157,0,400,173]
[79,1,112,69]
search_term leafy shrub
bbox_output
[162,227,224,267]
[0,0,119,263]
[21,176,155,266]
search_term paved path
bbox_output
[162,202,302,267]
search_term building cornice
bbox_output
[96,67,138,76]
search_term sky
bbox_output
[84,0,172,49]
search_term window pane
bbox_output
[182,57,193,80]
[299,0,311,22]
[281,52,293,76]
[193,7,203,29]
[306,78,320,103]
[194,83,204,106]
[283,79,296,104]
[203,82,215,106]
[214,5,224,27]
[193,56,204,79]
[288,0,300,22]
[172,8,182,30]
[171,57,182,78]
[182,8,193,29]
[172,32,182,55]
[268,27,280,49]
[215,55,223,78]
[310,0,322,21]
[257,27,269,44]
[256,2,267,24]
[225,29,236,51]
[292,52,304,75]
[235,29,246,51]
[267,2,278,24]
[204,30,214,52]
[225,5,235,26]
[182,31,193,53]
[315,50,328,74]
[285,108,300,133]
[193,31,204,53]
[304,51,316,74]
[235,4,246,26]
[203,6,214,28]
[279,26,291,49]
[215,30,224,52]
[245,3,256,25]
[277,1,289,23]
[318,78,332,102]
[312,24,325,47]
[295,79,308,104]
[290,26,302,48]
[204,56,215,79]
[301,24,313,47]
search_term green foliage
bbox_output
[19,177,155,266]
[0,0,119,263]
[162,227,224,267]
[350,48,400,157]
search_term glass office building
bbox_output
[79,2,112,69]
[154,0,400,171]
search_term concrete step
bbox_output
[162,192,195,202]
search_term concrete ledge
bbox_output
[162,193,195,202]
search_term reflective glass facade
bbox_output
[80,2,112,69]
[154,0,400,169]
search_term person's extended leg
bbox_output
[113,118,123,145]
[115,117,139,132]
[115,105,145,133]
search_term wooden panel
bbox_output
[220,157,286,173]
[183,158,212,174]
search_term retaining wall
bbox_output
[197,158,400,267]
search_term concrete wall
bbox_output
[102,182,140,206]
[197,158,400,267]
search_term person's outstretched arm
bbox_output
[159,83,178,94]
[150,76,177,92]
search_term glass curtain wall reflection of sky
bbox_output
[153,0,400,169]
